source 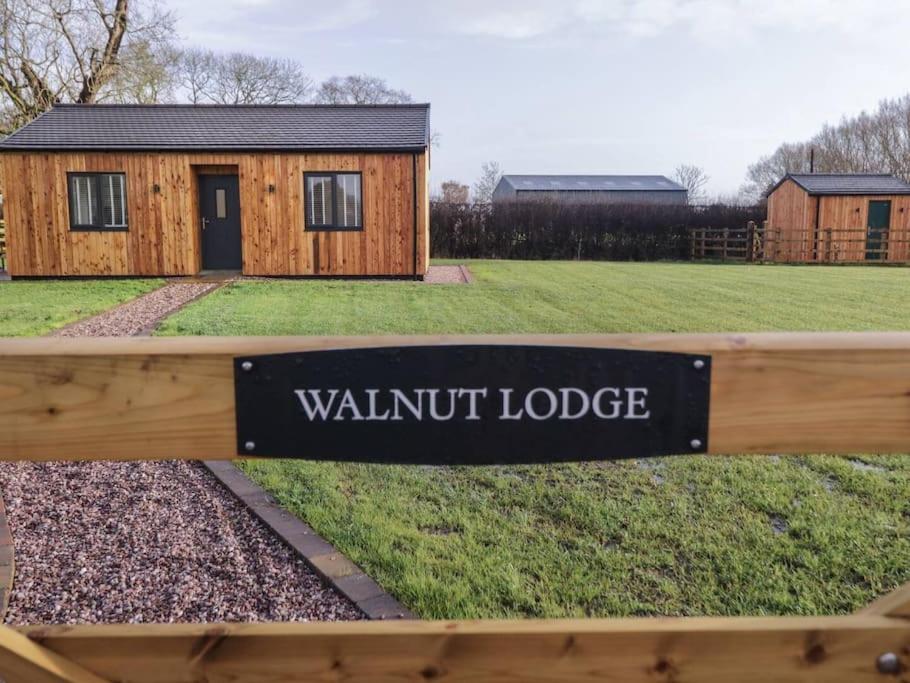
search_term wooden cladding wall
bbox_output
[766,179,910,262]
[816,194,910,262]
[0,151,427,277]
[765,179,815,262]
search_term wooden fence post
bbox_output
[746,221,755,262]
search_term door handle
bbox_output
[202,217,210,230]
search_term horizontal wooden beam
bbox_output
[3,332,910,460]
[16,616,910,683]
[0,625,110,683]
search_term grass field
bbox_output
[0,279,162,336]
[160,261,910,618]
[158,260,910,335]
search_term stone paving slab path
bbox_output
[0,282,364,624]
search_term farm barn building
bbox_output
[766,173,910,262]
[0,103,430,278]
[492,175,688,205]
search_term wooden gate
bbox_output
[0,334,909,682]
[689,222,764,262]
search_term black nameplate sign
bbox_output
[233,346,711,465]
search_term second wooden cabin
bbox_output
[0,103,430,278]
[765,173,910,262]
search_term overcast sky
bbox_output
[164,0,910,196]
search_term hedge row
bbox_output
[430,201,765,261]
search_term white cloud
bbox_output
[434,0,905,43]
[169,0,377,43]
[302,0,377,31]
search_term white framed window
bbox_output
[67,172,128,231]
[304,172,362,231]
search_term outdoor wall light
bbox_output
[152,183,161,194]
[268,183,276,193]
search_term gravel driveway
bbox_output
[0,282,363,624]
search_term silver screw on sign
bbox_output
[877,652,901,675]
[244,441,256,452]
[690,439,703,450]
[693,359,705,370]
[241,361,254,372]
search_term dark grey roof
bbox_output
[772,173,910,196]
[501,174,686,192]
[0,103,431,151]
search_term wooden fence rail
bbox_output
[690,224,910,263]
[1,334,910,682]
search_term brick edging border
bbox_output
[203,461,415,621]
[0,496,13,618]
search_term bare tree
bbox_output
[440,180,469,203]
[102,39,179,103]
[472,161,502,204]
[177,47,215,104]
[315,74,412,105]
[673,164,709,204]
[0,0,175,132]
[176,50,312,105]
[743,94,910,201]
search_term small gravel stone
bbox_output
[1,281,364,624]
[0,461,362,624]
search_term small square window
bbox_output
[304,172,363,231]
[67,172,128,231]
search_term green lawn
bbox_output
[1,279,163,336]
[160,261,910,618]
[159,260,910,335]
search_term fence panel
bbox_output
[691,225,910,264]
[1,334,910,682]
[687,222,762,262]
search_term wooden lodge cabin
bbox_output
[765,173,910,263]
[0,103,430,278]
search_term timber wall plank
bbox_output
[1,151,426,278]
[766,179,812,261]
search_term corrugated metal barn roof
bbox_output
[501,175,686,192]
[0,103,431,151]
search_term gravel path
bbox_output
[425,265,471,284]
[0,282,363,624]
[51,282,216,337]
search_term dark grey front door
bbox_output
[199,174,242,270]
[866,200,891,261]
